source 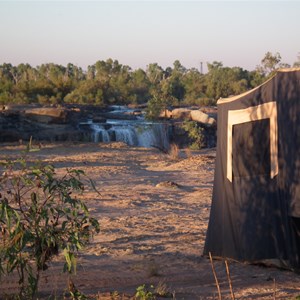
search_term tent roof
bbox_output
[217,68,300,105]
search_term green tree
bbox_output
[249,69,266,88]
[259,51,282,76]
[145,95,164,120]
[109,64,132,104]
[182,68,207,105]
[64,79,105,105]
[0,64,14,102]
[146,63,164,98]
[128,68,150,104]
[165,60,186,102]
[205,62,250,100]
[146,63,164,86]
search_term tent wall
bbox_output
[204,70,300,269]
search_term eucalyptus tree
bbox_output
[182,68,207,105]
[206,62,251,101]
[128,68,150,104]
[0,63,34,103]
[94,59,111,81]
[145,62,178,119]
[109,62,133,104]
[261,51,282,74]
[0,63,14,98]
[12,64,34,102]
[87,64,96,80]
[64,78,105,105]
[164,60,186,103]
[33,63,72,103]
[146,63,164,98]
[257,51,290,77]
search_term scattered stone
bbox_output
[155,181,180,189]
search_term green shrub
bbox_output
[0,145,100,298]
[181,120,205,150]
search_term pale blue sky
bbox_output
[0,1,299,72]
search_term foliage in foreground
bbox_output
[0,146,100,299]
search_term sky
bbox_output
[0,1,300,73]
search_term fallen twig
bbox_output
[225,259,235,300]
[209,252,222,300]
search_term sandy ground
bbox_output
[1,142,300,299]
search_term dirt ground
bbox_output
[1,142,300,299]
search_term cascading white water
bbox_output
[136,125,156,147]
[89,122,169,149]
[90,124,110,143]
[136,123,169,148]
[84,105,170,149]
[113,126,137,146]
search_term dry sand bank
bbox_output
[0,142,300,299]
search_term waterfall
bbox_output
[113,126,138,146]
[136,123,169,149]
[89,122,169,149]
[81,105,170,149]
[90,124,110,143]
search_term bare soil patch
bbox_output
[1,142,300,299]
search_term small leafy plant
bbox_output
[0,146,100,299]
[181,120,205,150]
[135,284,155,300]
[135,282,173,300]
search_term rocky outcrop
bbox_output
[160,107,217,126]
[0,104,217,148]
[165,107,217,149]
[170,108,191,120]
[190,110,216,125]
[24,107,68,124]
[0,105,91,143]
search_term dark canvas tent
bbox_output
[204,69,300,270]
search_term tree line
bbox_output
[0,52,299,108]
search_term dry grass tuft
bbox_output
[184,147,192,159]
[168,143,180,160]
[155,280,174,298]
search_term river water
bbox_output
[80,106,171,149]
